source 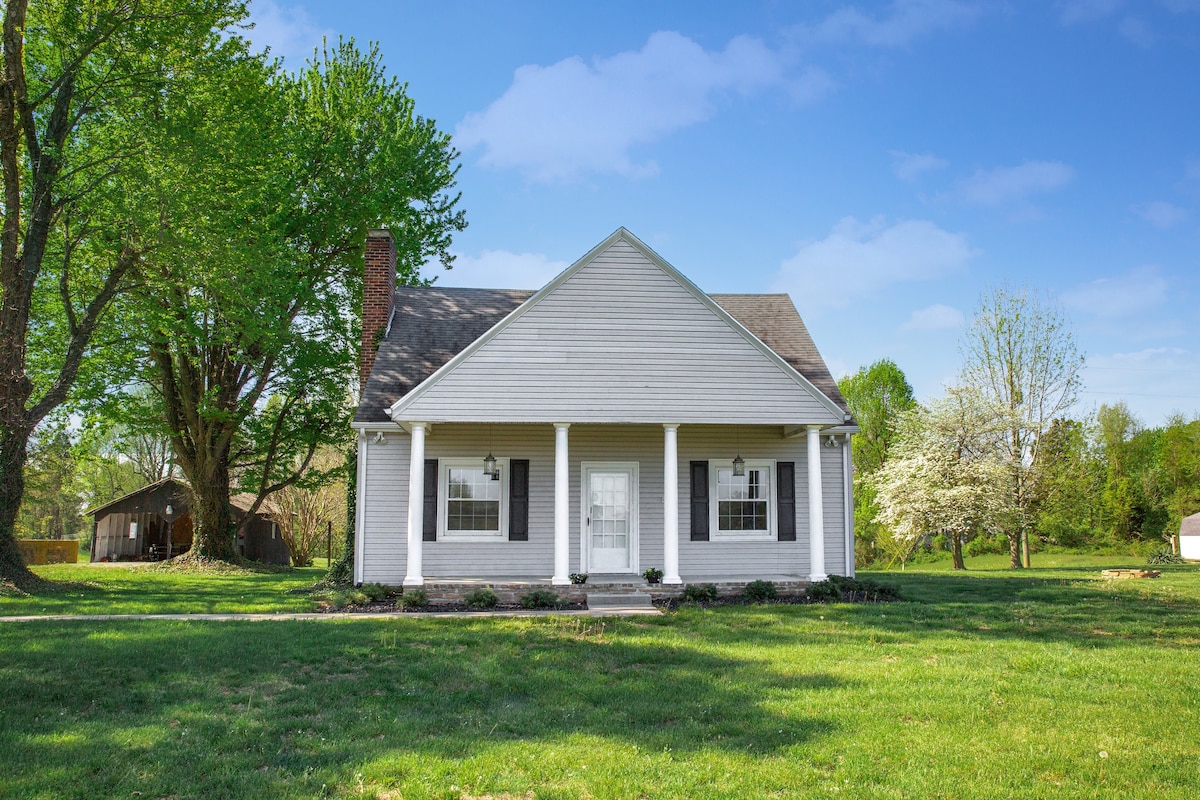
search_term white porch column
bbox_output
[807,425,827,582]
[662,424,682,585]
[404,422,427,587]
[552,423,571,585]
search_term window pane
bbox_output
[446,466,501,533]
[716,467,769,532]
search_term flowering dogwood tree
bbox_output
[872,388,1009,569]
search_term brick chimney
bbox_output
[360,228,396,391]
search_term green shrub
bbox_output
[519,589,561,609]
[964,534,1009,557]
[1148,546,1186,565]
[465,586,499,609]
[807,575,901,603]
[743,579,777,602]
[360,582,387,602]
[681,583,718,603]
[401,589,428,609]
[805,579,843,603]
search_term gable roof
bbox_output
[355,229,851,425]
[85,477,181,517]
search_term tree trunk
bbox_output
[951,531,966,570]
[1021,528,1032,568]
[1008,530,1022,569]
[184,455,241,562]
[0,426,36,588]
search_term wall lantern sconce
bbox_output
[732,453,746,477]
[483,452,500,480]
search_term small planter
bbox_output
[569,573,588,585]
[642,567,664,584]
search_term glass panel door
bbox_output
[588,469,632,572]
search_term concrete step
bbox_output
[586,591,659,616]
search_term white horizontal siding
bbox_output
[359,422,853,581]
[395,241,841,425]
[359,433,409,585]
[822,444,846,577]
[423,425,556,577]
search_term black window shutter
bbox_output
[777,462,796,541]
[509,459,529,541]
[422,459,438,541]
[690,460,709,541]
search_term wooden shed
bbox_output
[1181,512,1200,561]
[88,479,291,565]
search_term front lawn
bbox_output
[0,563,324,616]
[3,564,1199,798]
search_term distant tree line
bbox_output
[842,289,1200,569]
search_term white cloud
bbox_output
[1134,201,1187,228]
[1117,16,1155,47]
[1062,266,1168,317]
[773,216,976,316]
[245,0,332,66]
[891,150,949,181]
[958,161,1075,206]
[456,32,794,183]
[901,303,966,331]
[433,250,569,290]
[796,0,984,47]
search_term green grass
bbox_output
[0,563,324,616]
[3,562,1200,798]
[888,552,1157,572]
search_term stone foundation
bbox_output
[399,578,811,606]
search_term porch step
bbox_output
[586,591,659,617]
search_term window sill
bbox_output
[438,533,508,543]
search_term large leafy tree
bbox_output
[134,40,465,562]
[838,358,916,565]
[960,285,1083,568]
[0,0,246,588]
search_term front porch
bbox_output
[356,422,853,589]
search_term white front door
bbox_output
[584,465,638,573]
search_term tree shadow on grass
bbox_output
[0,618,842,799]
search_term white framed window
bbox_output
[438,459,508,540]
[708,460,775,540]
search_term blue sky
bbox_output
[248,0,1200,427]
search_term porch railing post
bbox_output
[553,423,571,585]
[405,422,427,586]
[807,424,827,582]
[663,423,681,584]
